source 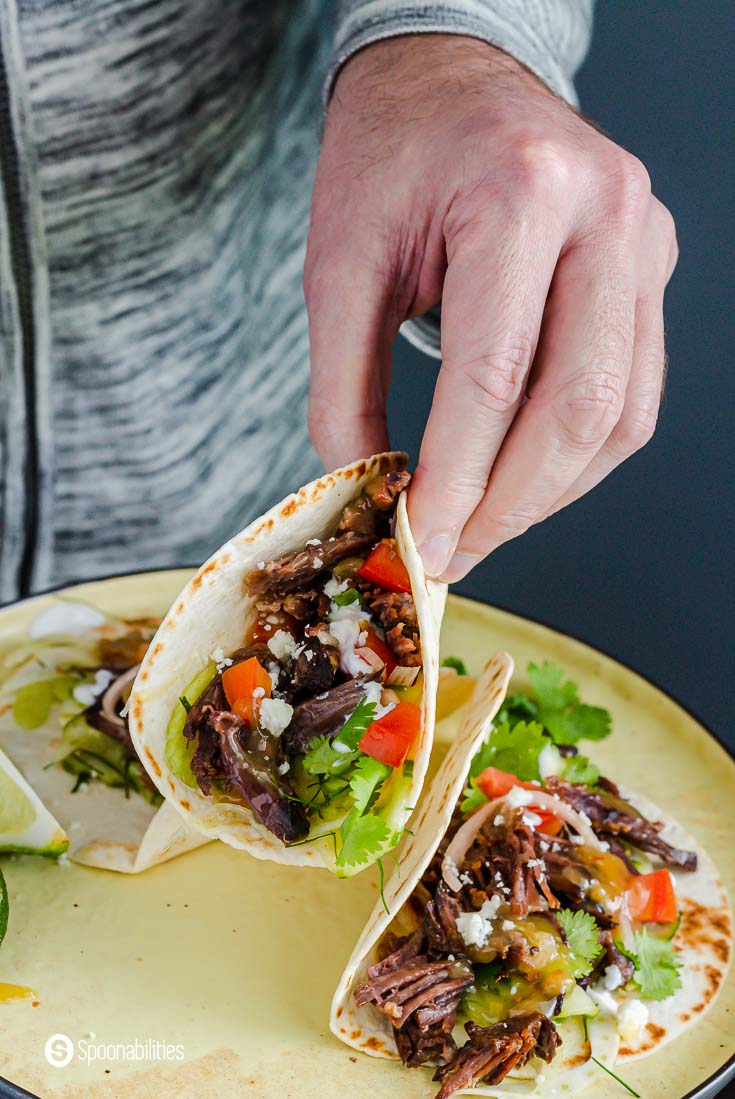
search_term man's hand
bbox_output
[304,35,677,581]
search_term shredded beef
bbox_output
[597,929,635,985]
[354,931,472,1047]
[424,884,466,955]
[290,637,339,694]
[396,1015,457,1067]
[432,1015,560,1099]
[367,590,421,666]
[545,777,697,871]
[246,532,374,595]
[281,674,376,754]
[256,588,331,624]
[460,809,553,920]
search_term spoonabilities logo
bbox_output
[45,1033,74,1068]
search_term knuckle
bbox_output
[454,340,533,416]
[434,472,488,515]
[510,133,572,197]
[480,506,536,546]
[605,152,651,218]
[610,404,659,457]
[552,371,626,449]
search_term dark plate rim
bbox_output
[0,568,733,1099]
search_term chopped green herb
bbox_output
[377,857,390,915]
[460,721,547,813]
[303,736,357,778]
[441,656,468,676]
[562,753,600,786]
[557,909,601,978]
[0,867,8,949]
[349,756,391,814]
[335,696,378,750]
[179,695,192,714]
[331,587,363,608]
[529,662,611,744]
[336,812,391,868]
[620,929,683,1001]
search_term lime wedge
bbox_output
[0,747,69,856]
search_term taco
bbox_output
[129,452,447,876]
[0,603,208,872]
[331,653,732,1097]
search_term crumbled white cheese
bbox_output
[603,964,624,991]
[266,662,281,691]
[312,556,323,569]
[456,897,501,949]
[257,561,266,569]
[538,742,562,778]
[526,858,541,868]
[588,988,619,1016]
[252,686,266,699]
[505,786,535,808]
[323,576,349,599]
[267,630,298,663]
[305,538,321,546]
[72,668,116,707]
[209,646,233,673]
[258,697,294,737]
[569,833,585,845]
[523,810,543,829]
[617,999,649,1042]
[456,912,490,949]
[501,920,515,931]
[277,761,290,775]
[493,814,505,826]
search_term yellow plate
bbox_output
[0,574,732,1099]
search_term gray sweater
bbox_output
[0,0,592,603]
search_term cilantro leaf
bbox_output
[337,811,391,868]
[349,756,391,814]
[528,662,612,745]
[334,696,377,750]
[562,753,600,786]
[441,656,468,676]
[557,909,602,978]
[331,586,363,608]
[497,693,539,726]
[622,930,683,1001]
[302,736,357,777]
[460,721,547,814]
[529,662,578,711]
[468,721,547,783]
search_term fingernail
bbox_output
[418,533,454,578]
[440,553,482,584]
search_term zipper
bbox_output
[0,29,39,597]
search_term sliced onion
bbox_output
[386,665,420,687]
[101,664,140,727]
[353,645,385,675]
[441,789,604,892]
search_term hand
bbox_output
[304,35,677,581]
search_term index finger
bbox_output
[407,210,561,576]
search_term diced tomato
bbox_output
[534,808,564,836]
[626,869,677,923]
[475,766,562,833]
[358,701,421,768]
[362,628,397,676]
[358,540,412,594]
[475,766,535,800]
[222,656,272,725]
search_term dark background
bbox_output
[388,2,735,750]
